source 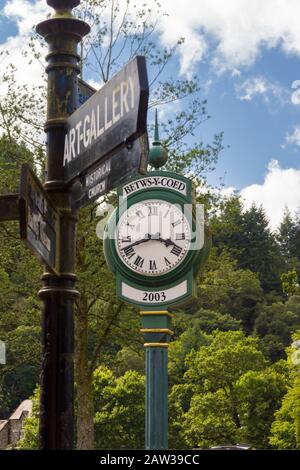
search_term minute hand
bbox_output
[121,234,151,251]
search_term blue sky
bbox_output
[1,0,300,229]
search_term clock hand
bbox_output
[157,236,182,250]
[121,233,151,251]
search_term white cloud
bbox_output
[239,160,300,229]
[235,75,289,106]
[285,125,300,147]
[220,186,236,198]
[4,0,49,36]
[236,76,268,101]
[157,0,300,75]
[3,0,300,84]
[0,1,49,91]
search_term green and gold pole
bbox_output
[140,310,173,450]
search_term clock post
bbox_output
[140,112,172,450]
[140,309,173,449]
[103,110,211,449]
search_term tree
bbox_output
[168,311,241,385]
[0,136,42,417]
[277,208,297,261]
[172,330,276,448]
[277,208,300,274]
[197,249,263,333]
[269,332,300,449]
[254,296,300,362]
[237,205,283,292]
[18,387,39,450]
[212,198,283,293]
[235,368,287,448]
[93,366,145,449]
[211,195,244,260]
[281,270,300,297]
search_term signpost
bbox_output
[0,0,149,451]
[19,164,60,275]
[77,78,96,108]
[63,56,149,185]
[71,134,148,210]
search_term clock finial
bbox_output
[148,109,168,169]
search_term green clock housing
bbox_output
[104,171,211,309]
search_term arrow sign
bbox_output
[77,77,96,107]
[63,56,149,185]
[71,133,149,210]
[19,164,60,275]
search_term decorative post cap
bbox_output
[148,109,168,169]
[47,0,80,9]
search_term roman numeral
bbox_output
[136,210,145,219]
[148,206,158,216]
[164,207,170,218]
[164,257,172,267]
[175,233,185,240]
[124,246,135,258]
[170,245,182,257]
[134,256,144,267]
[122,236,131,243]
[149,260,157,270]
[171,219,182,227]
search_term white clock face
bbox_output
[115,199,191,276]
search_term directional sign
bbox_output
[19,164,60,275]
[77,77,96,108]
[63,56,149,185]
[71,133,149,210]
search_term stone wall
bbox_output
[0,400,32,449]
[0,421,9,449]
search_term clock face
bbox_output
[115,199,191,276]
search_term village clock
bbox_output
[104,169,211,309]
[115,199,191,276]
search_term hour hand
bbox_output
[158,236,181,250]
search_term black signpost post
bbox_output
[0,0,149,451]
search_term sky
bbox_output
[1,0,300,230]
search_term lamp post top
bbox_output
[47,0,80,10]
[148,109,168,169]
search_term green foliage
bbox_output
[168,324,209,385]
[277,208,300,267]
[0,136,42,415]
[281,270,300,296]
[198,249,263,333]
[93,366,145,449]
[169,330,287,449]
[269,332,300,449]
[212,199,283,293]
[18,387,39,450]
[254,296,300,361]
[235,368,287,448]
